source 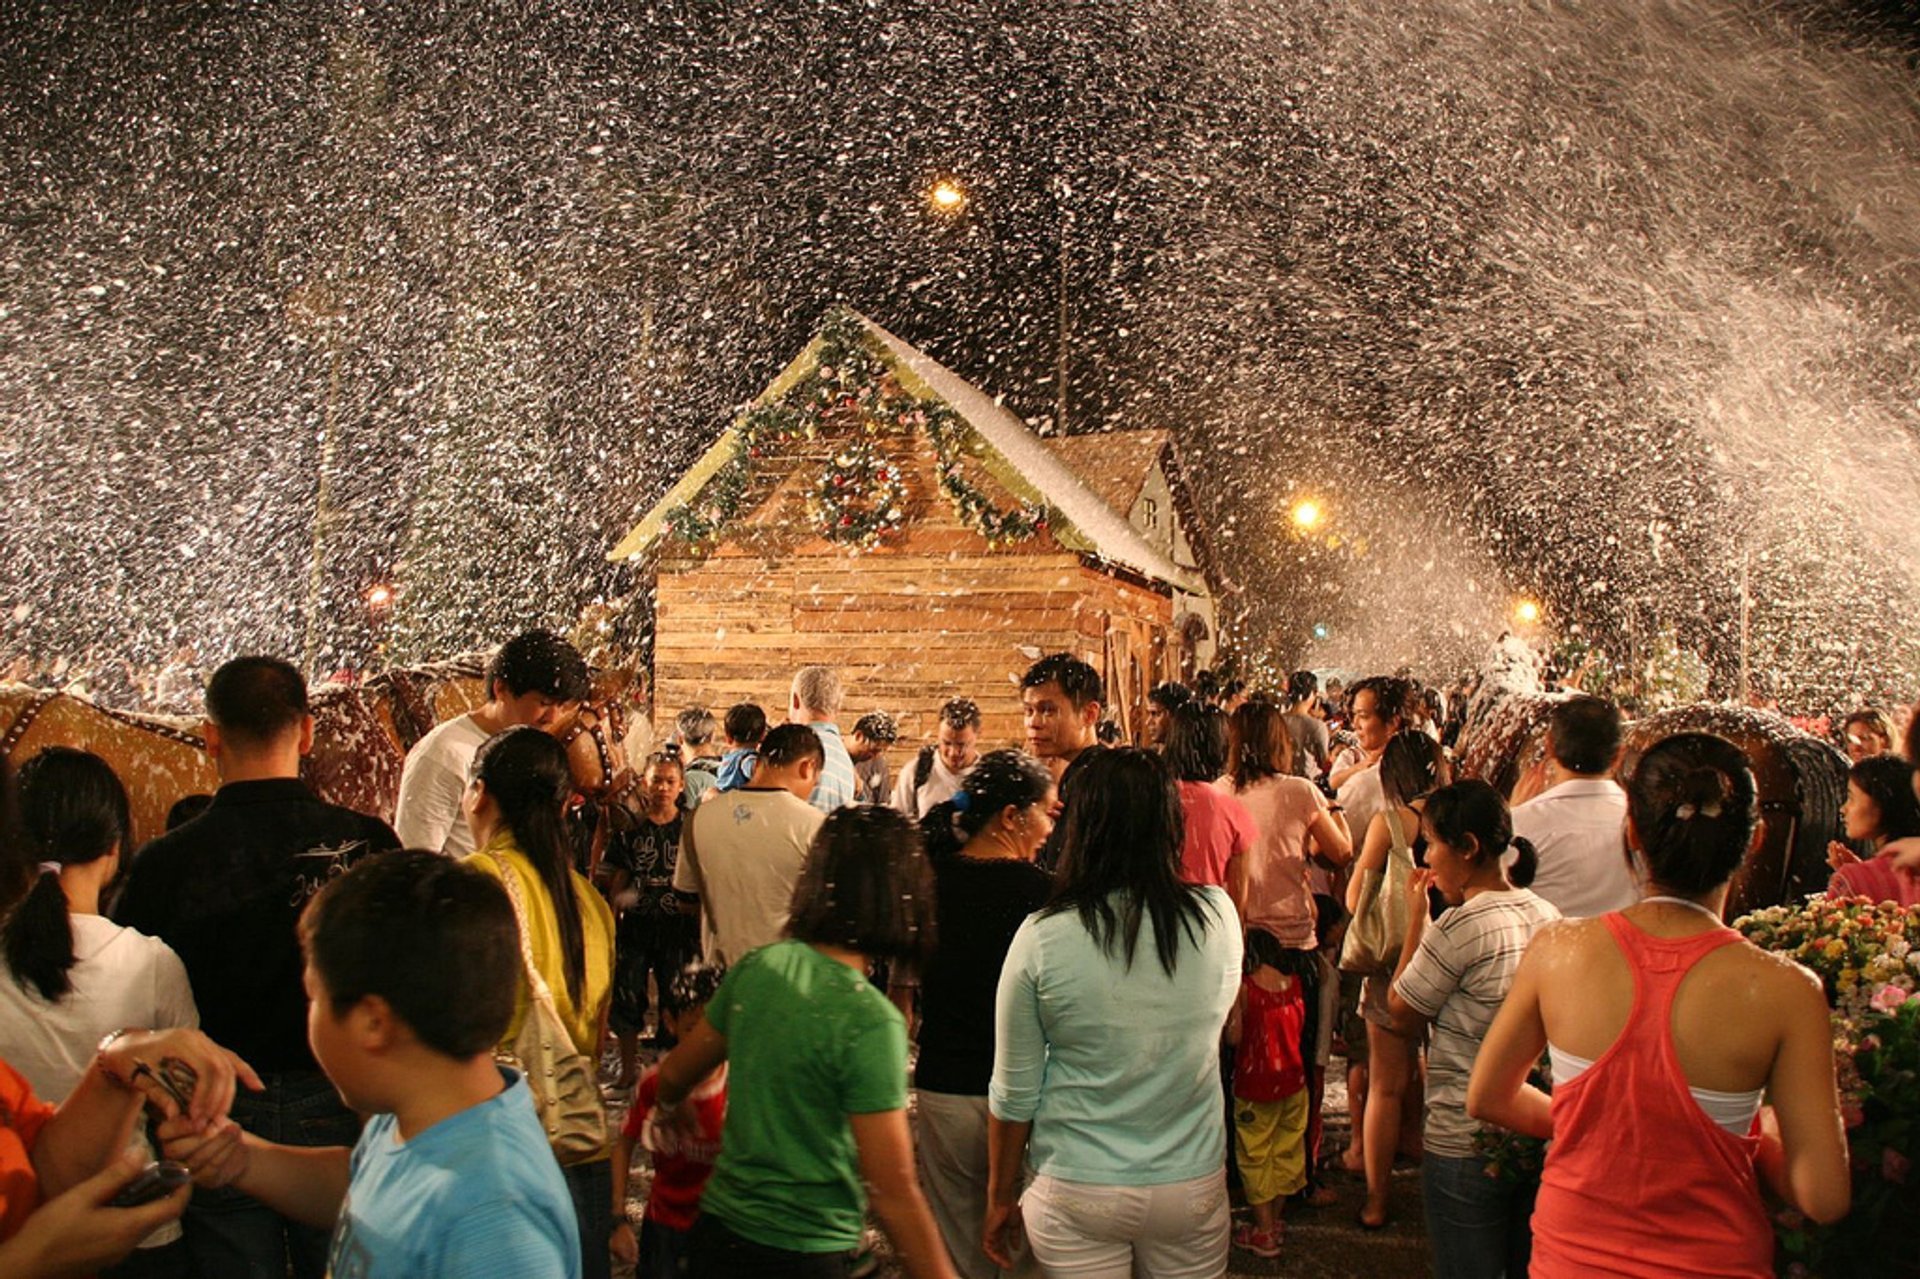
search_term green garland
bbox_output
[810,440,909,546]
[660,308,1049,550]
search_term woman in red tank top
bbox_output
[1468,732,1850,1277]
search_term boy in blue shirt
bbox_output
[161,851,581,1278]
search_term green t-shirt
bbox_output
[700,939,909,1253]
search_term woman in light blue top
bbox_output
[984,748,1242,1279]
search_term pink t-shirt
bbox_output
[1829,854,1920,907]
[1177,781,1258,888]
[1221,774,1328,948]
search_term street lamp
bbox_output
[1513,598,1542,627]
[1290,499,1324,532]
[927,178,968,216]
[365,583,394,612]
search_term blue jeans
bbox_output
[184,1071,361,1279]
[640,1216,692,1279]
[1422,1153,1533,1279]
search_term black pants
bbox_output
[687,1215,851,1278]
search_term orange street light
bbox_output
[1290,499,1323,532]
[1513,598,1541,626]
[928,178,968,215]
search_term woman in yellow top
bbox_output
[464,725,617,1279]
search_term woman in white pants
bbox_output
[983,748,1242,1279]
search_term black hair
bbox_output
[759,722,825,769]
[1848,753,1920,842]
[1148,682,1193,712]
[642,750,685,777]
[1548,696,1624,776]
[854,712,900,744]
[4,747,130,1001]
[486,630,590,704]
[1347,675,1412,726]
[1422,779,1538,888]
[1379,728,1449,806]
[723,702,767,747]
[1625,733,1759,895]
[1310,892,1347,950]
[938,698,983,732]
[165,793,214,831]
[1095,720,1122,745]
[300,851,519,1058]
[677,705,718,746]
[1021,653,1104,711]
[921,749,1054,858]
[1221,679,1247,701]
[205,656,308,749]
[1286,670,1319,704]
[1042,747,1216,976]
[1193,669,1221,703]
[1163,702,1230,783]
[661,959,728,1018]
[1226,700,1294,790]
[472,727,587,1003]
[786,806,936,966]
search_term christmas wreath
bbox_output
[811,440,909,547]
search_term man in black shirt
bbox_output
[116,656,400,1279]
[1021,652,1105,872]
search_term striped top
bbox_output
[1393,888,1560,1157]
[807,722,859,813]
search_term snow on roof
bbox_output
[611,311,1208,596]
[859,315,1205,594]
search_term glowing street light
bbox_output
[365,583,394,611]
[927,178,968,215]
[1290,499,1323,532]
[1513,598,1542,626]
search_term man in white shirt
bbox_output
[889,697,984,820]
[392,630,590,857]
[672,723,826,963]
[1509,695,1640,917]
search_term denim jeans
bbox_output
[1422,1153,1534,1279]
[184,1071,362,1279]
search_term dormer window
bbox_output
[1140,497,1160,532]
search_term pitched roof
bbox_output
[610,312,1209,597]
[1041,430,1170,517]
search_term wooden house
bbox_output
[608,311,1219,748]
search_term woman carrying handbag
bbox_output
[466,727,619,1279]
[1341,729,1449,1230]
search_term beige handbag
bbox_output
[491,858,611,1165]
[1338,807,1415,976]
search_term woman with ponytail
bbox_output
[0,746,199,1275]
[464,726,616,1279]
[1381,779,1558,1278]
[912,751,1055,1278]
[1470,734,1850,1277]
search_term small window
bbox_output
[1140,497,1160,531]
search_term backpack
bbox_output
[913,745,936,793]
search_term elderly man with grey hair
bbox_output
[788,664,857,812]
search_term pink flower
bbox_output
[1886,1148,1912,1185]
[1843,1103,1866,1130]
[1871,983,1916,1015]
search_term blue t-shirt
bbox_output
[325,1068,581,1279]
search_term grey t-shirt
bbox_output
[1283,713,1330,779]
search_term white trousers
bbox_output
[1021,1170,1229,1279]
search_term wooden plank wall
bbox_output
[653,426,1173,752]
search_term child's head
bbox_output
[659,960,727,1040]
[641,751,685,811]
[786,806,937,967]
[1245,924,1317,980]
[723,702,767,749]
[1310,892,1348,953]
[299,851,519,1109]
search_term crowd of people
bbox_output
[1,626,1908,1278]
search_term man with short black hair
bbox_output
[1022,653,1105,871]
[789,665,857,812]
[849,711,899,805]
[1510,695,1638,917]
[672,723,827,963]
[1283,670,1331,781]
[889,698,983,821]
[394,630,590,857]
[116,656,401,1279]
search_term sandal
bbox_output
[1232,1223,1282,1258]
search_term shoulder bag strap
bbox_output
[489,854,564,1012]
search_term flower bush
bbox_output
[1735,897,1920,1276]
